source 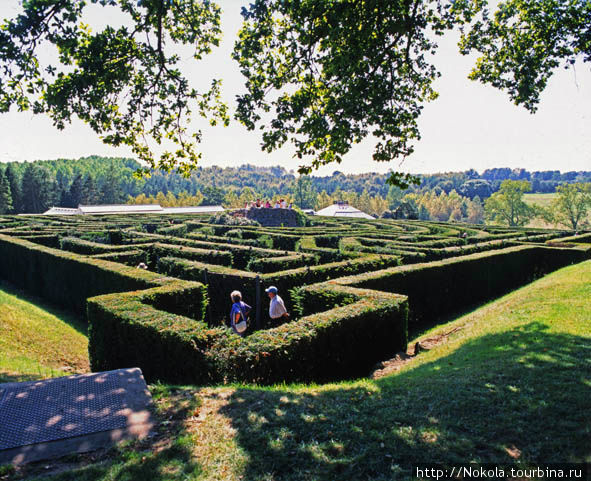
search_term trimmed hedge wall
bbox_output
[151,242,233,267]
[246,253,317,273]
[88,283,408,384]
[88,282,213,384]
[157,256,258,325]
[0,234,159,313]
[331,244,590,330]
[156,223,188,237]
[60,237,143,255]
[19,234,61,248]
[128,230,286,269]
[551,232,591,244]
[91,249,147,266]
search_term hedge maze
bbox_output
[0,213,589,385]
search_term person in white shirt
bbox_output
[280,199,287,209]
[266,286,289,323]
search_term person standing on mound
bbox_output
[266,286,289,325]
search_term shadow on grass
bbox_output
[0,280,87,336]
[408,298,498,339]
[0,372,48,384]
[11,386,203,481]
[219,322,591,480]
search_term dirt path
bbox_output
[370,325,465,379]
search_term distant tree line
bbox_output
[1,156,590,218]
[0,158,133,214]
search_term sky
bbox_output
[0,1,589,176]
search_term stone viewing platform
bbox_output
[0,368,154,465]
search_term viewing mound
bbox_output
[246,207,300,227]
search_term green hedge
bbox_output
[151,242,233,267]
[88,282,408,384]
[246,253,317,273]
[128,230,286,269]
[155,223,189,237]
[19,234,61,248]
[0,234,159,313]
[331,245,590,331]
[91,249,148,266]
[550,232,591,244]
[88,281,212,384]
[157,256,258,325]
[187,231,273,249]
[261,254,401,313]
[59,237,142,255]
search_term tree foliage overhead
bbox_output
[233,0,453,186]
[458,0,591,111]
[0,1,588,183]
[233,0,589,185]
[0,0,229,175]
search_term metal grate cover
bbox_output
[0,369,148,451]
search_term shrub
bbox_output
[91,249,147,266]
[225,228,243,239]
[256,234,273,249]
[247,253,316,274]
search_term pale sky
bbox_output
[0,1,589,175]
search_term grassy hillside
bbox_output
[523,192,558,208]
[0,282,89,383]
[9,260,590,481]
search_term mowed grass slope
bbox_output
[523,192,558,208]
[0,282,89,383]
[13,260,590,481]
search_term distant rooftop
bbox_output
[78,204,164,215]
[42,207,82,216]
[39,204,224,216]
[315,203,374,219]
[161,206,225,214]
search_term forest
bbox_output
[0,156,590,224]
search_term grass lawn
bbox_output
[0,281,89,383]
[523,193,558,228]
[523,193,558,208]
[4,261,591,480]
[524,192,590,229]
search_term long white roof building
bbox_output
[39,204,224,216]
[315,203,374,219]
